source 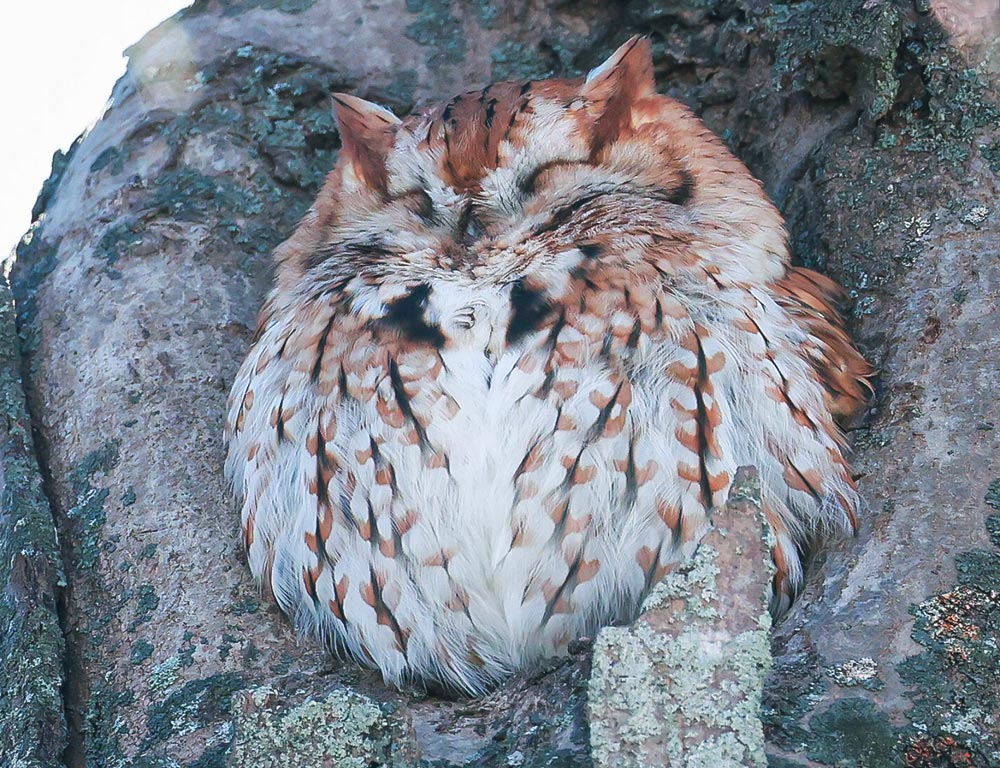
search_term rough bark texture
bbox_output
[589,467,773,767]
[0,284,67,766]
[5,0,999,766]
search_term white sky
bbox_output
[1,1,192,257]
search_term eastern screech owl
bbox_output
[225,37,871,695]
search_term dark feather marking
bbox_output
[484,97,498,129]
[310,241,394,271]
[548,498,572,546]
[585,382,625,444]
[366,500,380,553]
[441,116,458,181]
[626,317,642,349]
[519,159,588,196]
[643,541,665,593]
[234,379,253,435]
[541,550,585,625]
[789,461,823,500]
[533,192,603,237]
[277,329,292,360]
[276,391,287,442]
[338,364,351,400]
[339,471,361,534]
[667,167,695,205]
[442,98,457,122]
[311,314,338,383]
[312,518,330,564]
[513,437,543,482]
[503,108,520,142]
[561,448,587,491]
[380,283,445,347]
[599,330,614,359]
[692,334,715,507]
[507,279,553,345]
[570,261,600,289]
[303,566,319,604]
[622,435,639,511]
[536,368,556,397]
[456,202,477,243]
[316,418,330,506]
[388,357,430,450]
[330,573,349,628]
[370,438,400,497]
[761,334,817,432]
[368,566,408,656]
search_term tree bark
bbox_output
[5,1,999,766]
[589,467,773,768]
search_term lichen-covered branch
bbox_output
[588,467,773,768]
[0,281,67,767]
[230,676,419,768]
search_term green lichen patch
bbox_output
[220,0,316,16]
[65,441,120,571]
[763,651,828,754]
[143,672,246,748]
[756,1,904,119]
[894,485,1000,767]
[0,283,67,767]
[403,0,466,68]
[896,54,1000,165]
[491,41,558,83]
[32,132,85,221]
[490,35,589,85]
[153,166,265,222]
[81,45,345,285]
[64,480,110,571]
[90,145,127,175]
[131,639,155,665]
[230,595,260,615]
[230,683,417,768]
[591,620,772,767]
[460,650,592,768]
[985,479,1000,511]
[981,140,1000,176]
[129,583,160,630]
[95,219,145,269]
[84,679,137,767]
[10,232,60,343]
[805,698,900,767]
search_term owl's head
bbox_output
[281,37,786,289]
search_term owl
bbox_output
[224,37,872,695]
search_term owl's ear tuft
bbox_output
[580,36,656,155]
[332,93,401,193]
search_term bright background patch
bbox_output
[1,1,191,257]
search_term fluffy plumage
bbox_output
[224,37,872,694]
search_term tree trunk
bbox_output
[6,1,998,766]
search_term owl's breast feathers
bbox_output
[224,36,872,694]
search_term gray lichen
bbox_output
[230,683,418,767]
[589,469,773,768]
